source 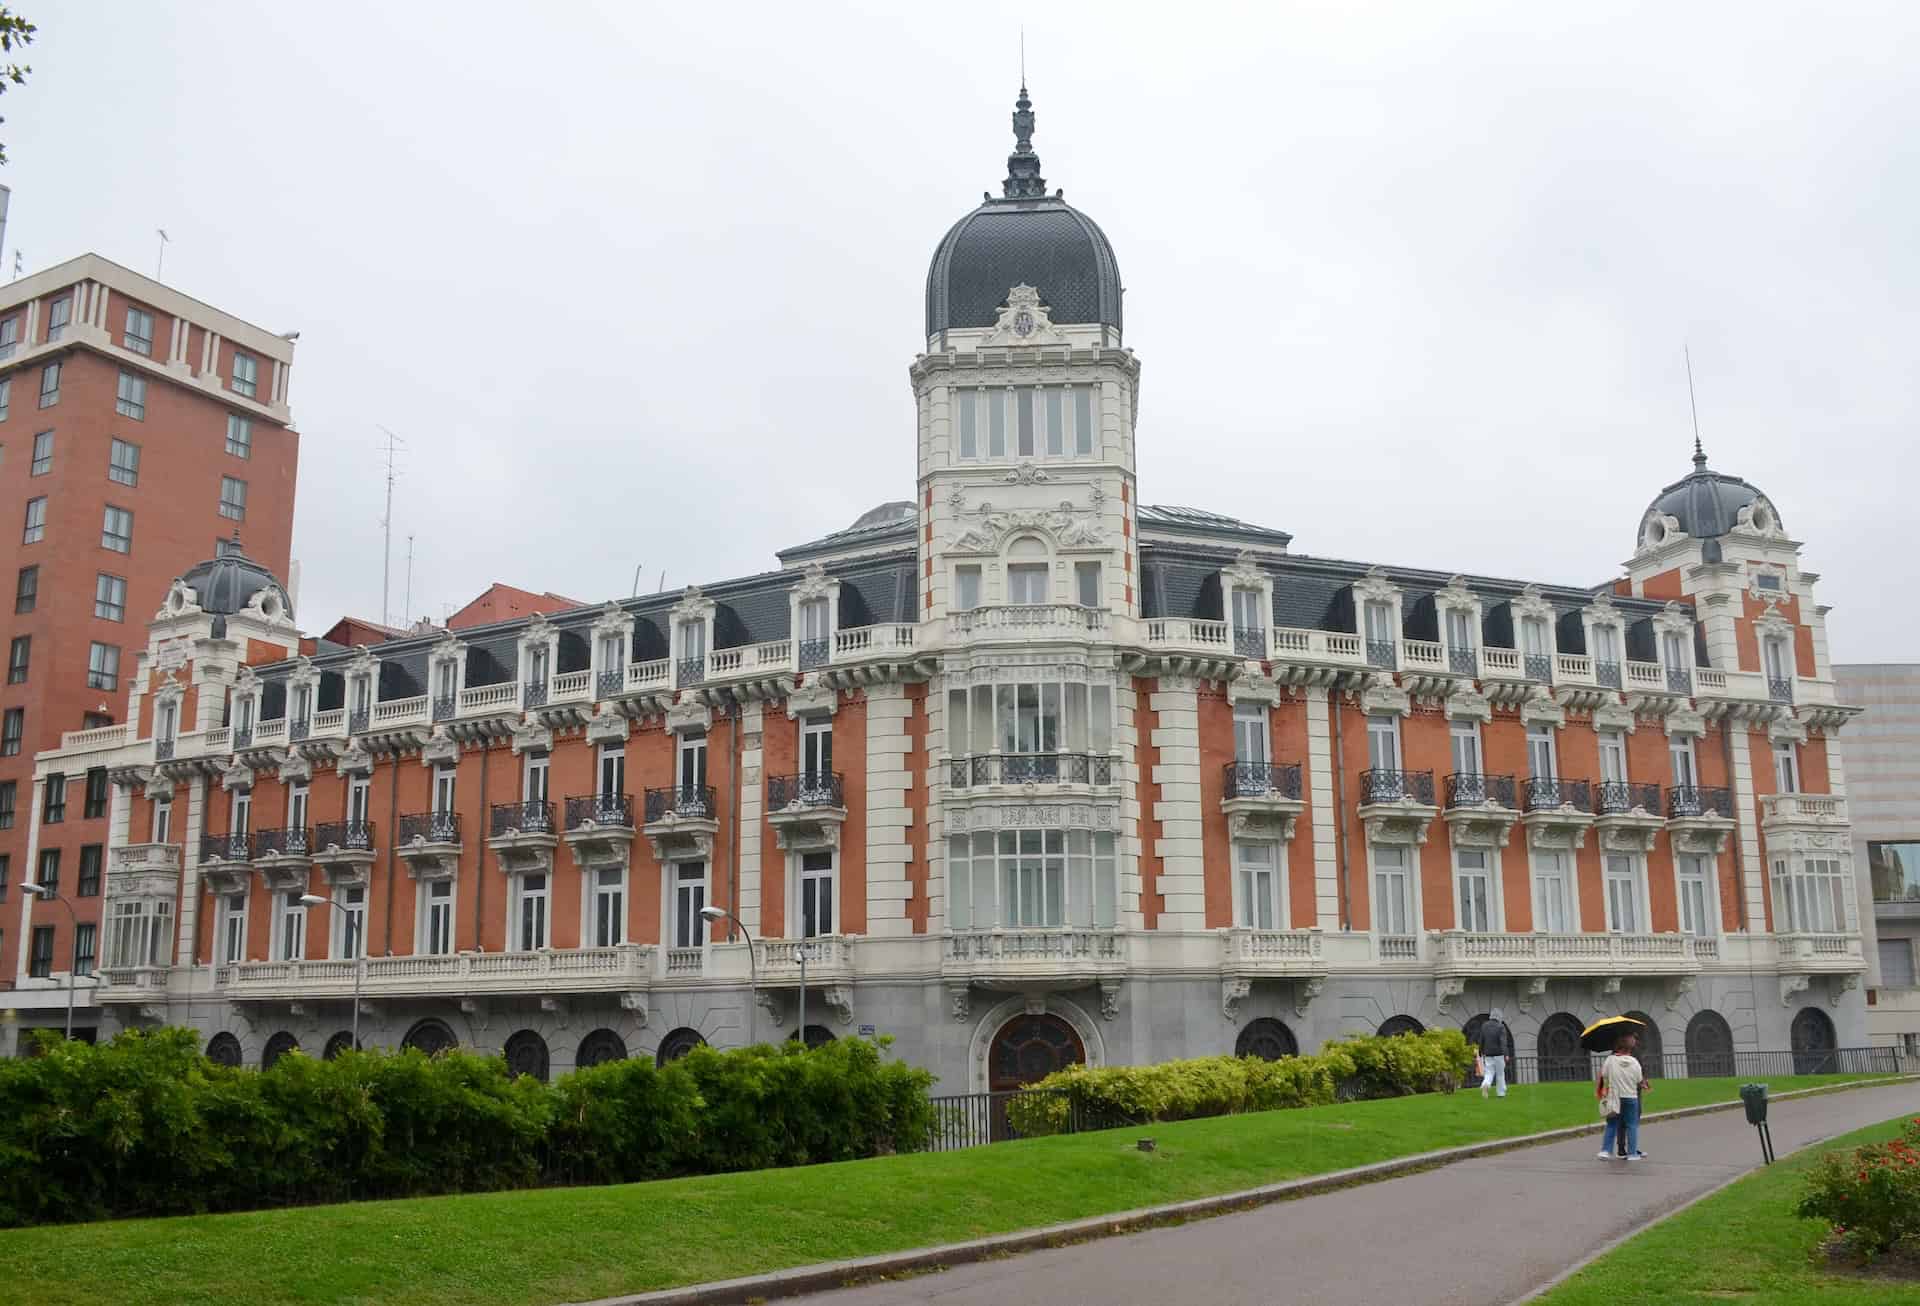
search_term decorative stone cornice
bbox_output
[1360,683,1411,718]
[1519,692,1567,728]
[1443,688,1492,724]
[785,680,839,720]
[1227,668,1283,707]
[510,720,553,756]
[1664,707,1708,738]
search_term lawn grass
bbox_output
[0,1073,1893,1306]
[1534,1111,1920,1305]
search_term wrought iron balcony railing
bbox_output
[398,810,461,844]
[596,670,623,700]
[1446,772,1516,808]
[314,819,375,852]
[768,771,846,809]
[1360,768,1435,805]
[676,657,706,687]
[1523,654,1553,682]
[1768,676,1794,704]
[1594,781,1662,815]
[1668,784,1733,819]
[154,738,175,760]
[645,784,716,823]
[1365,639,1397,669]
[199,831,253,864]
[1522,776,1591,812]
[1594,660,1622,689]
[947,754,1116,787]
[490,799,554,837]
[1666,667,1692,694]
[253,826,311,858]
[233,725,253,748]
[289,716,310,742]
[1448,646,1478,676]
[523,680,548,708]
[432,694,455,721]
[1233,628,1267,659]
[565,792,634,829]
[1223,760,1303,800]
[797,638,831,671]
[348,707,369,734]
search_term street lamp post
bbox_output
[20,881,78,1039]
[300,893,362,1050]
[698,904,758,1047]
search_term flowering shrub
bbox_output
[1795,1116,1920,1259]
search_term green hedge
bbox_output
[1004,1029,1473,1135]
[0,1027,932,1228]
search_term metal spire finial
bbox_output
[1685,345,1706,469]
[1002,77,1047,199]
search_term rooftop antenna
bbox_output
[404,533,415,627]
[1684,345,1706,468]
[630,562,645,598]
[376,425,405,626]
[1020,26,1026,87]
[9,251,19,281]
[155,229,169,280]
[657,569,666,594]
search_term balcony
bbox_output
[644,784,718,861]
[217,944,657,1002]
[797,638,830,672]
[1761,792,1847,827]
[1431,930,1702,978]
[1592,781,1665,852]
[943,927,1128,993]
[766,772,848,852]
[253,825,316,890]
[1667,784,1732,819]
[1445,772,1515,809]
[1361,768,1435,805]
[948,754,1116,788]
[1623,660,1686,715]
[1398,639,1462,697]
[363,696,429,750]
[1142,621,1369,684]
[1519,776,1596,850]
[1594,781,1662,816]
[563,792,634,866]
[1220,927,1326,979]
[396,811,461,880]
[1233,626,1267,659]
[1774,932,1867,974]
[1358,768,1438,846]
[675,656,706,688]
[757,936,856,1019]
[312,819,377,885]
[950,604,1108,642]
[488,800,557,875]
[1444,771,1520,843]
[1220,761,1305,841]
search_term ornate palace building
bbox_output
[14,88,1870,1085]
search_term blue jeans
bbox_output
[1602,1096,1641,1155]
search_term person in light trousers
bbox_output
[1478,1007,1515,1098]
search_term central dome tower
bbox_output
[924,86,1123,346]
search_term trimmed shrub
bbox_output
[1795,1115,1920,1259]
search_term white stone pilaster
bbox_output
[1149,675,1204,929]
[1728,728,1767,933]
[1116,678,1143,926]
[177,777,208,966]
[737,702,764,937]
[1305,689,1340,928]
[864,684,914,938]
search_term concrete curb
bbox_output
[570,1075,1918,1306]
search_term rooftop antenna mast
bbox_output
[404,533,415,627]
[155,229,169,280]
[1684,345,1706,467]
[376,426,404,627]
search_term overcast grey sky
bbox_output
[7,2,1916,657]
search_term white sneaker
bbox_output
[1626,1154,1643,1162]
[1597,1150,1613,1159]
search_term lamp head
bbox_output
[19,880,47,897]
[698,905,726,923]
[298,894,328,907]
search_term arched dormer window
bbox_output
[1005,535,1052,606]
[428,634,466,722]
[590,602,631,699]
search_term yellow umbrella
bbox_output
[1581,1014,1646,1053]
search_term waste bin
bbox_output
[1740,1083,1769,1125]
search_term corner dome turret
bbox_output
[1636,445,1783,553]
[170,534,294,622]
[925,85,1123,340]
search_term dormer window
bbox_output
[1520,616,1552,680]
[291,684,312,724]
[525,644,548,686]
[677,619,707,686]
[1661,627,1692,693]
[1363,601,1396,668]
[1763,634,1793,703]
[1444,608,1477,675]
[349,674,373,730]
[1230,587,1264,658]
[1591,623,1622,688]
[798,597,830,667]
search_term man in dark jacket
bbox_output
[1478,1008,1515,1099]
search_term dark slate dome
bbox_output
[1638,446,1781,551]
[925,86,1122,339]
[177,536,293,619]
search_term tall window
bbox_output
[598,742,625,799]
[672,863,706,948]
[101,505,133,552]
[0,375,10,419]
[30,428,52,474]
[38,361,60,407]
[1231,587,1262,642]
[420,880,453,955]
[289,683,312,725]
[1669,735,1697,789]
[1233,701,1268,764]
[945,675,1113,775]
[43,774,66,824]
[73,923,97,976]
[348,775,371,827]
[77,845,103,897]
[799,851,834,937]
[219,476,247,521]
[677,619,706,675]
[6,635,27,683]
[1074,561,1101,608]
[955,387,978,459]
[1592,623,1621,668]
[1364,601,1396,652]
[274,891,307,961]
[226,413,252,457]
[87,642,120,690]
[151,796,171,843]
[95,573,126,622]
[1773,857,1850,934]
[123,306,154,355]
[84,769,108,819]
[1520,616,1551,664]
[1373,845,1412,935]
[591,867,624,946]
[1599,731,1628,783]
[952,385,1095,461]
[28,926,53,978]
[1367,713,1401,773]
[1533,849,1572,933]
[1449,720,1482,777]
[1763,634,1792,689]
[1676,854,1712,935]
[1444,607,1476,655]
[797,596,829,652]
[335,885,366,960]
[1773,741,1800,793]
[432,765,457,816]
[0,782,14,829]
[948,829,1117,929]
[523,642,549,689]
[14,565,36,612]
[219,892,248,964]
[1526,726,1557,779]
[514,873,549,950]
[0,708,22,755]
[0,315,17,359]
[230,788,251,837]
[1006,560,1049,604]
[1236,841,1279,929]
[155,698,178,745]
[801,716,833,788]
[231,352,258,398]
[1456,848,1495,932]
[115,370,147,419]
[108,437,140,486]
[22,496,46,544]
[36,847,60,893]
[953,564,982,610]
[523,749,549,805]
[677,732,707,799]
[45,296,71,340]
[288,782,308,833]
[1604,854,1641,933]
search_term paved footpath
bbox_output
[801,1082,1920,1306]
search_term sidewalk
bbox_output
[775,1081,1919,1306]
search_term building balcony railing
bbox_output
[522,680,548,708]
[155,737,176,760]
[1524,653,1553,681]
[1220,926,1325,976]
[1447,645,1479,676]
[490,800,555,837]
[1774,931,1867,971]
[950,605,1109,639]
[565,793,633,830]
[1594,781,1662,815]
[199,831,252,864]
[756,935,856,985]
[1482,646,1522,679]
[949,754,1116,788]
[216,944,659,1001]
[1523,776,1592,812]
[432,693,455,721]
[253,826,311,858]
[398,810,461,844]
[1432,930,1702,976]
[1667,666,1693,694]
[1446,772,1516,809]
[1769,676,1794,703]
[1223,760,1303,801]
[1365,638,1396,669]
[1667,785,1733,820]
[675,656,706,687]
[768,771,845,810]
[348,707,369,734]
[797,637,831,671]
[645,784,715,823]
[1233,627,1267,659]
[943,927,1128,987]
[1594,659,1622,689]
[314,819,375,852]
[1360,768,1435,805]
[1760,793,1848,826]
[1624,660,1664,691]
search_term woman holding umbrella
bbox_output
[1585,1015,1649,1160]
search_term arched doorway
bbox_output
[788,1025,835,1050]
[402,1018,458,1057]
[206,1031,243,1068]
[988,1012,1086,1092]
[1623,1011,1663,1079]
[1462,1012,1491,1052]
[1685,1010,1735,1078]
[503,1030,550,1082]
[261,1031,299,1070]
[1790,1007,1837,1075]
[1377,1014,1425,1039]
[322,1031,358,1061]
[576,1028,628,1068]
[655,1027,705,1066]
[1235,1017,1298,1061]
[1537,1013,1587,1082]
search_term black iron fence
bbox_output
[314,819,375,852]
[199,831,252,864]
[1523,776,1591,812]
[490,799,554,837]
[1446,772,1515,808]
[645,784,715,822]
[566,792,633,829]
[925,1088,1129,1151]
[948,754,1115,787]
[398,811,460,844]
[768,771,845,809]
[1668,784,1733,819]
[253,826,311,858]
[1366,639,1397,669]
[1594,780,1661,815]
[1361,768,1435,805]
[1594,660,1623,689]
[1224,760,1303,800]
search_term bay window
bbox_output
[947,828,1117,930]
[946,674,1113,784]
[1772,857,1851,934]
